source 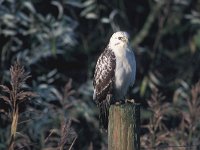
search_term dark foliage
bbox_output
[0,0,200,149]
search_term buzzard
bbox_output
[93,31,136,129]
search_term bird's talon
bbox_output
[115,100,125,105]
[125,99,135,103]
[115,102,120,105]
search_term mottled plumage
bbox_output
[93,48,116,101]
[93,31,136,129]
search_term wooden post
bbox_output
[108,103,140,150]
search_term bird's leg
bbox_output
[125,99,135,104]
[106,94,112,104]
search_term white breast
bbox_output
[113,47,136,99]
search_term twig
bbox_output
[132,2,164,46]
[68,136,77,150]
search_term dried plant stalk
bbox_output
[11,106,19,139]
[58,119,77,150]
[0,61,36,150]
[141,88,173,149]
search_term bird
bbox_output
[93,31,136,129]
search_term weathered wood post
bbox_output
[108,103,140,150]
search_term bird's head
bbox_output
[108,31,129,51]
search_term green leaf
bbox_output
[140,76,148,97]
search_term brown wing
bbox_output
[93,48,116,102]
[93,48,116,129]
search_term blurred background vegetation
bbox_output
[0,0,200,149]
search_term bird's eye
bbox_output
[118,37,122,40]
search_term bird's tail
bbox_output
[98,100,110,130]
